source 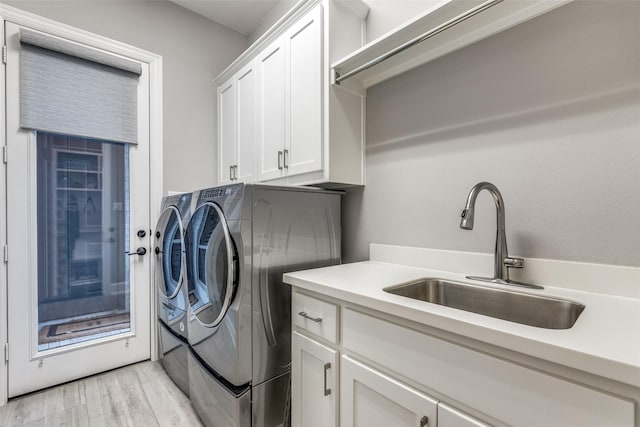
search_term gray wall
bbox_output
[248,0,297,44]
[343,0,640,267]
[4,0,248,193]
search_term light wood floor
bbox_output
[0,361,203,426]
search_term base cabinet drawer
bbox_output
[342,308,635,427]
[341,355,437,427]
[293,291,338,344]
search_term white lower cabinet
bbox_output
[341,355,437,427]
[438,403,490,427]
[291,290,636,427]
[292,331,339,427]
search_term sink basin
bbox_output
[383,278,585,329]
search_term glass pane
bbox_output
[157,208,182,297]
[186,204,230,325]
[36,132,130,351]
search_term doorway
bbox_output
[2,17,162,398]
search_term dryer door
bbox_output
[186,201,238,328]
[155,205,185,300]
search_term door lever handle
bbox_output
[126,247,147,256]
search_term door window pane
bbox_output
[36,132,130,351]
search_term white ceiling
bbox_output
[170,0,281,35]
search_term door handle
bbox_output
[229,165,233,180]
[323,363,331,396]
[283,149,289,168]
[126,247,147,256]
[278,151,283,170]
[233,165,238,180]
[420,416,429,427]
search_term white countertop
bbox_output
[283,248,640,388]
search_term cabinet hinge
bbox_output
[2,146,7,164]
[3,245,7,262]
[4,343,8,363]
[2,46,7,65]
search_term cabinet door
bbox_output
[235,61,256,182]
[257,38,286,181]
[438,403,491,427]
[217,76,236,184]
[292,331,338,427]
[341,355,437,427]
[285,4,323,177]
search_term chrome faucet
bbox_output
[460,182,542,289]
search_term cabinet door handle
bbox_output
[323,362,331,396]
[420,416,429,427]
[283,149,289,168]
[233,165,238,180]
[278,151,283,170]
[298,311,322,323]
[229,165,234,180]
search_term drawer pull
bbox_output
[298,311,322,323]
[323,362,331,396]
[420,416,429,427]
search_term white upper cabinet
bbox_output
[217,76,236,185]
[216,0,369,187]
[284,4,323,178]
[235,62,257,183]
[217,61,257,184]
[257,39,286,182]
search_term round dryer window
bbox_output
[185,202,237,327]
[155,205,184,299]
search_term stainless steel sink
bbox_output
[384,278,585,329]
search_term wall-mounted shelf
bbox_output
[331,0,571,92]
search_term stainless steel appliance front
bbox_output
[185,184,341,427]
[155,192,193,396]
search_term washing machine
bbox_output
[155,192,194,396]
[184,183,341,427]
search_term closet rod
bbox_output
[334,0,503,84]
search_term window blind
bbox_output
[19,29,141,145]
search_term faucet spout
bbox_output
[460,182,542,289]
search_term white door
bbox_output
[292,331,338,427]
[218,76,236,184]
[257,38,286,181]
[285,4,323,177]
[4,22,152,397]
[235,61,256,183]
[341,355,438,427]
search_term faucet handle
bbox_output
[504,257,524,268]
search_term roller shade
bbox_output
[19,29,141,145]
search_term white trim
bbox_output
[0,4,164,403]
[214,0,321,84]
[0,4,160,64]
[148,54,163,362]
[0,17,7,409]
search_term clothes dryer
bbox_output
[155,192,193,396]
[184,184,341,427]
